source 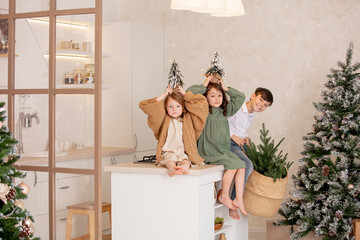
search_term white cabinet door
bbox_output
[132,22,164,152]
[56,175,93,211]
[32,214,49,239]
[15,171,49,216]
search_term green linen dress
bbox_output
[187,84,246,169]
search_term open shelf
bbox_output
[214,224,232,236]
[0,53,19,57]
[57,83,109,89]
[43,50,110,58]
[214,202,224,209]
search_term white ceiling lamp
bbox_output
[170,0,207,11]
[211,0,245,17]
[191,0,226,13]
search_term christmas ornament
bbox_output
[167,60,184,89]
[313,127,320,133]
[205,51,225,80]
[299,166,307,175]
[14,200,25,209]
[6,187,16,201]
[347,184,355,190]
[322,165,330,176]
[328,229,337,237]
[18,182,30,195]
[19,221,31,237]
[335,210,344,220]
[0,183,10,204]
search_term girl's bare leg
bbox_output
[232,168,247,216]
[179,159,190,175]
[218,169,237,210]
[166,160,183,177]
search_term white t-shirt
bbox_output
[227,102,254,138]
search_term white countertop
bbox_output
[104,162,224,176]
[17,147,136,165]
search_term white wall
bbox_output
[104,0,360,230]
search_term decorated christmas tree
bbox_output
[275,43,360,239]
[168,60,184,89]
[205,51,225,78]
[0,102,38,239]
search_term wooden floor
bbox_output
[249,231,266,240]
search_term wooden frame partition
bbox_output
[0,0,103,239]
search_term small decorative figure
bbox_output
[167,60,184,89]
[205,51,225,83]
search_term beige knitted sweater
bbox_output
[139,91,209,165]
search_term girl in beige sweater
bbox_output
[139,86,208,177]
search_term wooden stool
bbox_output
[65,202,111,240]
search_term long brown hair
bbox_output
[204,83,228,116]
[164,91,185,117]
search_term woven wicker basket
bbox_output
[243,169,288,218]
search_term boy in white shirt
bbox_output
[227,87,273,219]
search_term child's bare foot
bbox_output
[168,166,183,177]
[179,160,190,175]
[233,199,247,216]
[229,209,240,220]
[218,192,237,210]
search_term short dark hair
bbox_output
[255,87,273,105]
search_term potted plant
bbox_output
[243,123,293,218]
[214,216,224,230]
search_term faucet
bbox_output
[18,112,40,154]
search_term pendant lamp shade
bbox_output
[170,0,207,10]
[191,0,226,13]
[211,0,245,17]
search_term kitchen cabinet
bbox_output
[16,150,134,240]
[102,21,164,155]
[105,162,248,240]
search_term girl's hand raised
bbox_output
[165,85,173,95]
[218,78,229,91]
[157,86,173,101]
[203,74,214,87]
[176,86,186,95]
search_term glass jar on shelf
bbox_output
[73,62,85,84]
[85,64,95,84]
[63,68,74,84]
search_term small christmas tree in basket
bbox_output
[0,102,39,240]
[168,59,184,89]
[243,123,293,218]
[205,51,225,83]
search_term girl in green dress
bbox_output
[187,75,248,218]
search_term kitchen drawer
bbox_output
[32,214,49,240]
[56,175,94,211]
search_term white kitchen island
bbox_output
[105,162,248,240]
